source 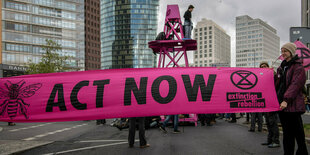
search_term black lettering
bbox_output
[151,76,177,104]
[46,84,67,112]
[70,81,89,110]
[93,80,110,108]
[124,77,148,106]
[182,74,216,102]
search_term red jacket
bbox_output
[275,58,306,113]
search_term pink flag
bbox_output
[294,40,310,71]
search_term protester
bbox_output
[96,119,106,125]
[275,42,308,154]
[128,117,150,148]
[242,113,250,124]
[183,5,194,39]
[8,122,15,126]
[159,115,181,133]
[259,61,280,148]
[145,116,161,129]
[225,113,231,121]
[115,118,129,130]
[305,95,310,113]
[228,113,236,123]
[198,114,212,126]
[249,112,262,132]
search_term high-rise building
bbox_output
[85,0,101,70]
[193,18,230,67]
[0,0,85,77]
[302,0,310,27]
[236,15,280,68]
[100,0,158,69]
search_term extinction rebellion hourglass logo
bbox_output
[0,80,42,119]
[227,70,266,108]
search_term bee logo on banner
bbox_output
[0,80,42,119]
[227,70,265,108]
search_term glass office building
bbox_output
[100,0,158,69]
[1,0,85,77]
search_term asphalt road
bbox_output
[1,113,310,155]
[16,119,308,155]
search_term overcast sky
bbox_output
[157,0,301,66]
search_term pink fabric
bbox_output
[0,67,279,122]
[294,40,310,71]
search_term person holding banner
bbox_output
[128,117,150,148]
[260,62,280,148]
[276,42,308,155]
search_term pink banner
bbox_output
[0,67,280,122]
[295,40,310,71]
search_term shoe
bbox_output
[261,142,271,145]
[159,126,167,133]
[248,129,255,132]
[268,143,280,148]
[173,130,181,134]
[228,120,236,123]
[129,144,134,148]
[206,124,213,126]
[140,144,150,148]
[258,129,262,132]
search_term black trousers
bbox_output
[198,114,211,125]
[265,112,279,144]
[279,112,308,155]
[128,117,147,146]
[250,113,263,131]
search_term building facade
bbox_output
[1,0,85,77]
[85,0,101,70]
[302,0,310,27]
[236,15,280,68]
[100,0,158,69]
[193,18,230,67]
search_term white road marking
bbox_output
[77,139,136,143]
[22,123,88,141]
[43,140,139,155]
[9,123,53,132]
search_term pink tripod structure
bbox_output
[149,5,197,68]
[148,5,198,126]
